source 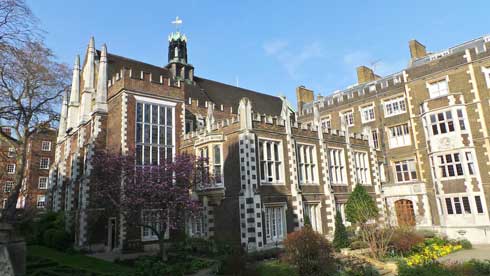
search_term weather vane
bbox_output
[171,16,183,32]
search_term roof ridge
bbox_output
[194,76,280,99]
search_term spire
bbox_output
[58,90,69,142]
[79,36,95,124]
[67,55,80,129]
[83,36,95,90]
[94,44,108,113]
[206,101,215,132]
[238,97,253,131]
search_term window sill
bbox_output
[261,182,286,186]
[384,112,407,118]
[331,183,348,186]
[300,183,320,186]
[388,144,412,149]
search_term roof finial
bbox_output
[171,16,183,32]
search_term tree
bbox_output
[90,151,209,261]
[332,211,349,250]
[345,185,392,259]
[345,185,378,224]
[0,41,70,222]
[0,0,38,47]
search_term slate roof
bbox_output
[101,51,283,116]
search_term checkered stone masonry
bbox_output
[238,132,264,251]
[286,137,303,230]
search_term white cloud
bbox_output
[263,40,325,79]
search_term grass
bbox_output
[27,245,134,275]
[255,260,298,276]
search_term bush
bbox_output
[459,239,472,249]
[416,229,436,239]
[215,247,247,275]
[349,240,368,250]
[345,185,378,224]
[283,226,335,276]
[247,247,283,262]
[390,228,424,255]
[398,262,456,276]
[131,256,215,276]
[333,211,349,251]
[467,259,490,275]
[42,228,72,251]
[339,265,380,276]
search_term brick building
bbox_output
[0,127,56,210]
[298,36,490,243]
[51,27,383,252]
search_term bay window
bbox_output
[438,153,463,178]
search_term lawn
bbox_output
[27,245,134,276]
[255,260,298,276]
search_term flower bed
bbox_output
[403,238,463,267]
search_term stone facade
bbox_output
[298,36,490,244]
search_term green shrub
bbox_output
[390,228,424,255]
[459,239,472,249]
[466,259,490,275]
[283,226,335,276]
[349,240,368,250]
[333,211,349,251]
[416,229,436,239]
[247,247,283,262]
[339,265,380,276]
[43,228,72,251]
[215,247,247,275]
[345,185,378,224]
[398,262,456,276]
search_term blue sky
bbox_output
[28,0,490,105]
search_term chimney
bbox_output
[296,86,314,114]
[356,66,376,84]
[409,39,427,59]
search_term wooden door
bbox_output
[395,199,416,226]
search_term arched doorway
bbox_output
[395,199,416,226]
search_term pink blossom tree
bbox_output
[90,151,210,260]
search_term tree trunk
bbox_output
[159,235,167,262]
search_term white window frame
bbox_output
[371,129,379,150]
[482,67,490,88]
[196,144,224,186]
[3,181,13,193]
[7,147,15,158]
[429,110,455,135]
[437,152,464,179]
[37,195,46,209]
[135,98,176,166]
[387,123,411,148]
[303,202,322,233]
[340,110,354,127]
[353,151,371,185]
[383,95,406,117]
[6,164,15,174]
[141,210,169,241]
[328,147,347,185]
[187,210,207,238]
[38,176,49,189]
[427,77,449,99]
[258,138,284,185]
[41,141,52,151]
[360,104,375,123]
[393,159,417,183]
[444,195,472,215]
[40,157,50,169]
[297,143,318,185]
[264,203,287,243]
[321,116,331,129]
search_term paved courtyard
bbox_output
[439,245,490,262]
